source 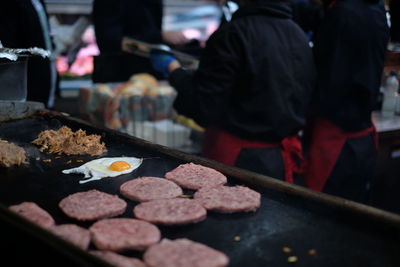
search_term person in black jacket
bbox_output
[151,0,316,183]
[389,0,400,49]
[303,0,389,202]
[291,0,323,39]
[0,0,58,108]
[92,0,189,83]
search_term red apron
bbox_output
[202,127,305,184]
[304,117,378,191]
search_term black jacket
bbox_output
[310,0,389,131]
[170,1,316,142]
[93,0,162,53]
[389,0,400,42]
[92,0,163,82]
[291,0,324,34]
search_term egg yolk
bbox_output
[109,161,131,172]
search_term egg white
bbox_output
[62,157,143,184]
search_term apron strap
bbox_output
[280,136,306,184]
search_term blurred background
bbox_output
[46,0,221,87]
[43,0,224,153]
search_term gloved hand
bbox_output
[150,50,177,78]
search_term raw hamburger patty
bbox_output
[143,238,229,267]
[194,185,261,213]
[49,224,91,250]
[90,251,146,267]
[59,189,127,221]
[133,198,207,225]
[90,218,161,251]
[9,202,55,229]
[165,163,227,190]
[120,177,183,202]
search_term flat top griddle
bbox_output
[0,112,399,267]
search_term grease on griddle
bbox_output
[282,247,292,253]
[308,249,317,255]
[287,256,298,263]
[178,194,193,198]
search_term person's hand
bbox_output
[162,31,189,46]
[150,50,178,78]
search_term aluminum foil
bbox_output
[0,41,51,61]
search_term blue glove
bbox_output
[150,50,177,78]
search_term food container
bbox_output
[0,45,50,102]
[0,57,28,101]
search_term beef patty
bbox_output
[194,185,261,213]
[9,202,55,229]
[90,218,161,251]
[50,224,91,250]
[165,163,227,190]
[90,250,146,267]
[120,177,183,202]
[144,238,229,267]
[133,198,207,225]
[59,189,127,221]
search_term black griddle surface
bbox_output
[0,115,399,267]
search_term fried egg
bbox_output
[62,157,143,184]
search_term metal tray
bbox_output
[0,111,399,267]
[121,37,199,69]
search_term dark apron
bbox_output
[202,126,305,184]
[304,117,378,191]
